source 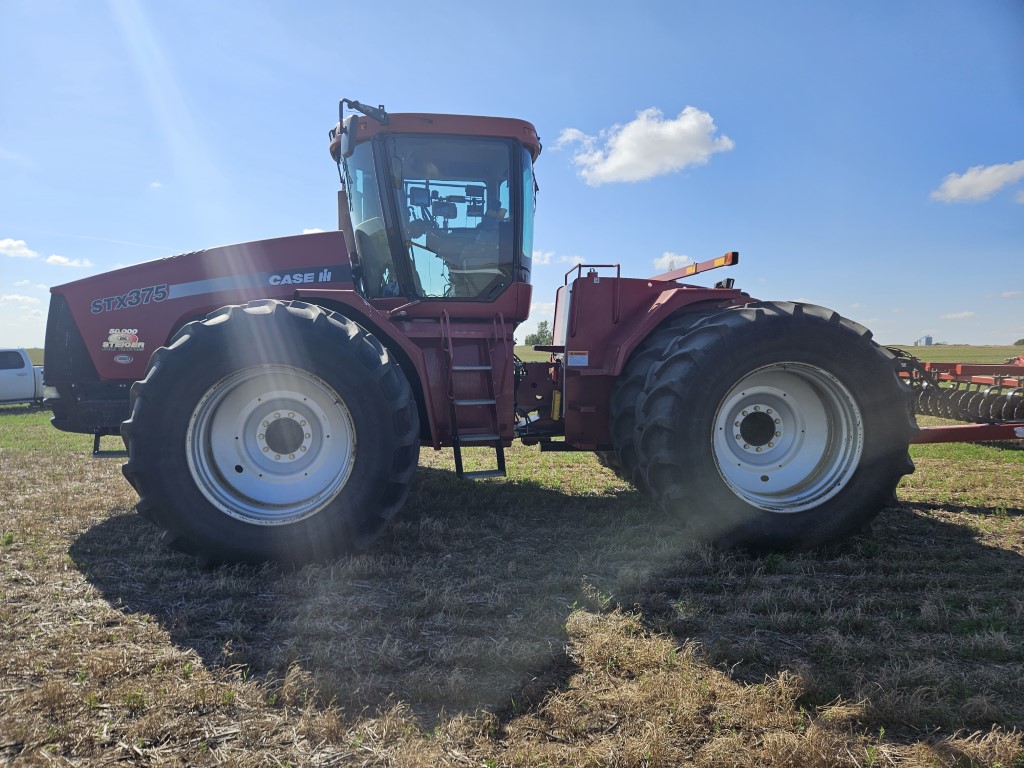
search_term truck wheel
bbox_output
[635,302,915,550]
[121,300,420,565]
[599,311,720,491]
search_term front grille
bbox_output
[44,293,99,385]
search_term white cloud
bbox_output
[13,279,30,287]
[1017,189,1024,204]
[941,311,975,320]
[558,255,585,266]
[302,227,325,235]
[2,238,91,268]
[1001,290,1022,299]
[0,238,38,259]
[149,181,162,189]
[1,294,40,304]
[653,252,693,271]
[532,249,554,266]
[45,254,94,268]
[556,106,734,186]
[930,160,1024,202]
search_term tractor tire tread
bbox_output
[634,301,915,550]
[120,300,420,565]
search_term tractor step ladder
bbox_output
[442,312,507,480]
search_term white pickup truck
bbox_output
[0,348,44,405]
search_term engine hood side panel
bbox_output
[50,231,352,381]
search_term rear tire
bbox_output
[635,302,915,550]
[599,310,721,490]
[121,300,420,565]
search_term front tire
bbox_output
[121,300,420,565]
[635,302,915,550]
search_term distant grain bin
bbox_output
[915,335,933,347]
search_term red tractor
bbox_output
[43,99,917,564]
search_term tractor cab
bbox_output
[330,100,541,303]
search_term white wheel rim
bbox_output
[712,363,863,513]
[186,365,356,525]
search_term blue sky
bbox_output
[1,0,1022,348]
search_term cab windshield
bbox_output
[344,135,534,300]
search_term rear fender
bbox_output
[559,275,752,377]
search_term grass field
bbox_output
[21,348,43,366]
[514,345,1024,365]
[2,399,1023,766]
[890,346,1022,365]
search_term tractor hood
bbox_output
[48,230,353,382]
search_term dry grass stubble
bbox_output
[2,404,1023,765]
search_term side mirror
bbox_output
[339,115,359,159]
[330,115,361,162]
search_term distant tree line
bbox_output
[525,320,553,346]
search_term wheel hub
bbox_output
[712,363,863,513]
[260,412,311,461]
[736,406,781,452]
[186,366,356,525]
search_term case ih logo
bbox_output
[268,269,334,286]
[89,268,349,313]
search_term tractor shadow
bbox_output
[70,465,648,720]
[70,467,1024,730]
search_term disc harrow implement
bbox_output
[891,349,1024,441]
